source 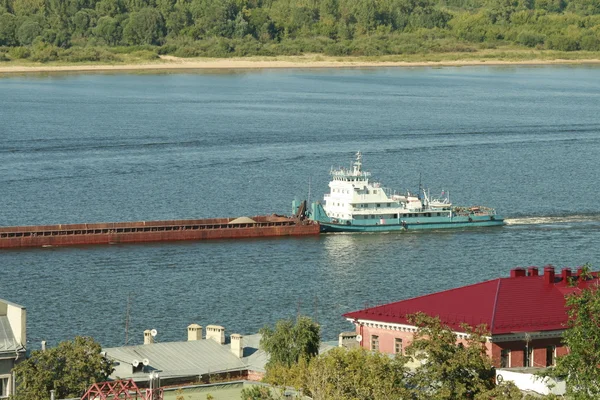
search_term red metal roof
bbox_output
[343,267,599,335]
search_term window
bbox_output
[0,376,9,398]
[371,335,379,351]
[524,346,533,367]
[395,338,403,354]
[546,346,556,367]
[500,349,510,368]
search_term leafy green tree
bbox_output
[304,347,410,400]
[259,315,320,370]
[0,12,18,45]
[547,279,600,399]
[405,312,496,400]
[17,19,42,45]
[12,336,114,400]
[94,16,122,44]
[123,7,165,44]
[240,385,276,400]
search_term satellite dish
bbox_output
[132,359,140,367]
[143,358,150,366]
[355,334,363,342]
[150,329,158,337]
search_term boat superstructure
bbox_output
[304,152,503,232]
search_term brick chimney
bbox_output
[206,325,225,344]
[230,334,243,358]
[527,267,539,276]
[510,268,526,278]
[561,268,572,283]
[144,330,154,345]
[544,265,555,285]
[188,324,203,341]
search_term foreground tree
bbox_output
[548,274,600,399]
[406,312,497,399]
[260,315,320,370]
[13,336,114,400]
[304,347,411,400]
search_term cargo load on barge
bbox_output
[0,201,319,249]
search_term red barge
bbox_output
[0,202,319,249]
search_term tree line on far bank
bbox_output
[1,0,600,62]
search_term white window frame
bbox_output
[0,374,11,399]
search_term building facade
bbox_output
[344,266,590,369]
[0,299,26,398]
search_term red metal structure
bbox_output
[81,379,163,400]
[0,215,320,249]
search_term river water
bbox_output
[1,66,599,349]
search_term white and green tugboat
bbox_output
[298,152,503,233]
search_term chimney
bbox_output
[544,265,555,285]
[187,324,203,341]
[561,268,572,283]
[527,267,539,277]
[206,325,225,344]
[510,268,526,278]
[230,334,243,358]
[144,330,154,345]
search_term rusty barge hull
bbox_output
[0,216,320,249]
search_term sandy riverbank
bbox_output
[1,54,600,74]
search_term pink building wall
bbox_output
[355,322,564,368]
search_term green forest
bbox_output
[1,0,600,62]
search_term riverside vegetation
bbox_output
[1,0,600,64]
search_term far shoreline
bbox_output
[2,55,600,74]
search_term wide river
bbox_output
[1,66,599,349]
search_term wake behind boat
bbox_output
[298,152,504,233]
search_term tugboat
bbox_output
[304,152,504,232]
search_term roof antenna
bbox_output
[124,293,131,345]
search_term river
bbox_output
[1,65,599,348]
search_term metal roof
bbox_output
[104,334,266,381]
[344,267,598,335]
[0,316,19,353]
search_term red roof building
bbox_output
[343,266,598,369]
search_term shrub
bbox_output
[0,52,9,61]
[131,49,159,60]
[580,34,600,51]
[546,33,579,51]
[516,31,546,47]
[8,46,30,59]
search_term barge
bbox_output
[0,202,319,249]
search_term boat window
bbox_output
[437,213,441,216]
[373,190,378,194]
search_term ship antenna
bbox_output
[418,173,423,199]
[307,176,312,206]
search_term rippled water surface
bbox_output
[1,66,600,348]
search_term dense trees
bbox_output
[12,336,114,400]
[1,0,600,60]
[546,270,600,399]
[258,315,524,400]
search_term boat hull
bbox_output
[0,216,320,249]
[319,216,504,233]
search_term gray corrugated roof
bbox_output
[105,335,266,380]
[0,316,19,353]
